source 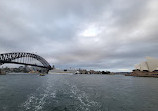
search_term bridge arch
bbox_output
[0,52,51,70]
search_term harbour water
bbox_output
[0,74,158,111]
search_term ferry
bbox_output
[0,70,6,75]
[39,74,45,76]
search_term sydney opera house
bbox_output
[135,57,158,72]
[131,57,158,77]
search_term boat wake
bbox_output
[20,76,101,111]
[69,84,102,111]
[20,79,56,111]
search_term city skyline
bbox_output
[0,0,158,71]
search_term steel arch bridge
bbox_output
[0,52,51,71]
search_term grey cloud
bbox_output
[0,0,158,71]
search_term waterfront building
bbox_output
[130,57,158,77]
[135,57,158,72]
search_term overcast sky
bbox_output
[0,0,158,71]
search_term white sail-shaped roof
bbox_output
[135,62,148,71]
[134,57,158,72]
[135,64,141,70]
[146,57,158,72]
[140,62,148,71]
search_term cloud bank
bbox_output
[0,0,158,71]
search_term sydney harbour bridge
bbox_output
[0,52,51,73]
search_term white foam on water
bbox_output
[21,76,101,111]
[20,78,57,111]
[22,95,36,110]
[70,85,101,111]
[50,90,56,98]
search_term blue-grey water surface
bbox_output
[0,74,158,111]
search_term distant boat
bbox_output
[39,74,45,76]
[0,70,6,75]
[74,71,80,74]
